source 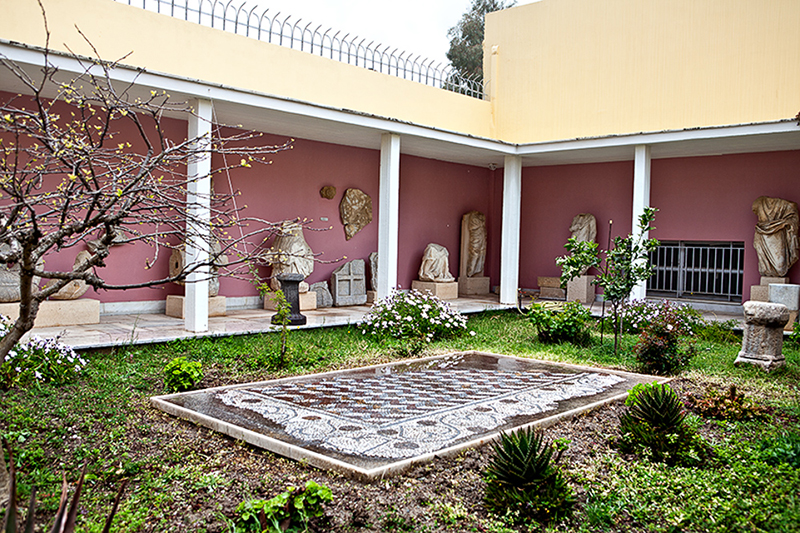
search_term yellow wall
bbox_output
[2,0,492,138]
[485,0,800,143]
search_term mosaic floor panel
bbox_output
[152,352,657,478]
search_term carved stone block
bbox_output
[750,285,769,302]
[538,277,561,288]
[166,295,227,318]
[0,299,100,327]
[310,281,333,308]
[458,276,490,296]
[539,287,566,300]
[340,189,373,240]
[761,276,788,286]
[412,280,459,300]
[264,291,317,311]
[768,283,800,311]
[332,259,367,306]
[567,275,596,304]
[734,301,789,371]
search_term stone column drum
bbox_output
[734,301,789,371]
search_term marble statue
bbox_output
[49,250,91,300]
[0,244,41,302]
[752,196,799,277]
[265,222,314,291]
[419,243,455,283]
[462,211,487,277]
[339,188,373,240]
[568,213,597,276]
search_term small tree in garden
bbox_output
[0,11,299,361]
[557,207,660,354]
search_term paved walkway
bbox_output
[28,295,513,351]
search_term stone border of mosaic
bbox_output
[151,351,662,479]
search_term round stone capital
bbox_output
[743,300,790,327]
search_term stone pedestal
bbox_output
[166,295,226,319]
[538,276,565,300]
[458,276,490,296]
[566,275,595,304]
[750,285,769,302]
[734,301,789,371]
[769,283,799,331]
[0,299,100,327]
[264,291,317,311]
[412,280,459,300]
[273,273,306,326]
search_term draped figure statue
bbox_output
[752,196,799,277]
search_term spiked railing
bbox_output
[116,0,486,99]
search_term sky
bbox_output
[250,0,476,67]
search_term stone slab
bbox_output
[412,280,459,300]
[761,276,788,286]
[566,275,595,304]
[264,291,317,311]
[750,285,770,302]
[0,299,100,327]
[310,282,333,308]
[166,295,227,318]
[332,259,367,307]
[769,284,800,311]
[152,351,659,479]
[538,276,561,288]
[457,276,490,296]
[539,287,566,300]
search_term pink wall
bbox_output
[520,161,634,289]
[651,150,800,297]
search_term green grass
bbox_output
[1,309,799,532]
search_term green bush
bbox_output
[633,305,695,375]
[0,316,87,390]
[619,299,704,335]
[361,289,469,348]
[618,382,710,466]
[695,318,740,344]
[758,431,800,469]
[163,356,203,392]
[484,428,575,526]
[527,301,592,346]
[235,480,332,533]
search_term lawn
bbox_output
[1,309,799,532]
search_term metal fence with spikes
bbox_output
[116,0,486,99]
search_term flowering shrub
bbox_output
[633,305,696,375]
[528,301,592,346]
[0,316,86,390]
[619,299,703,335]
[361,289,469,346]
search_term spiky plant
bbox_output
[618,383,709,465]
[484,427,575,525]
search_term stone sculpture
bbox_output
[419,243,455,283]
[368,251,378,291]
[169,239,228,297]
[339,188,373,240]
[0,244,41,302]
[49,250,92,300]
[264,222,314,291]
[752,196,799,277]
[564,213,598,301]
[310,281,333,308]
[734,300,789,371]
[569,213,597,245]
[331,259,367,306]
[461,211,487,278]
[320,186,336,199]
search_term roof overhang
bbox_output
[1,40,798,171]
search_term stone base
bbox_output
[458,276,490,296]
[0,299,100,327]
[166,295,227,318]
[566,275,595,304]
[366,290,377,304]
[734,353,786,371]
[264,291,317,311]
[537,276,561,288]
[539,287,566,300]
[750,285,769,302]
[412,280,459,300]
[761,276,788,285]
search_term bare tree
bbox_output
[0,20,301,358]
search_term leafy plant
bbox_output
[633,305,695,375]
[235,480,332,533]
[685,385,768,421]
[618,383,710,466]
[527,301,592,346]
[1,439,126,533]
[758,431,800,468]
[618,299,703,335]
[484,427,575,525]
[695,318,740,344]
[0,317,87,391]
[558,207,660,355]
[162,356,203,392]
[361,289,469,354]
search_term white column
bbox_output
[630,144,651,301]
[499,155,522,305]
[377,133,400,299]
[184,99,213,332]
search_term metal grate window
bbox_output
[647,241,744,302]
